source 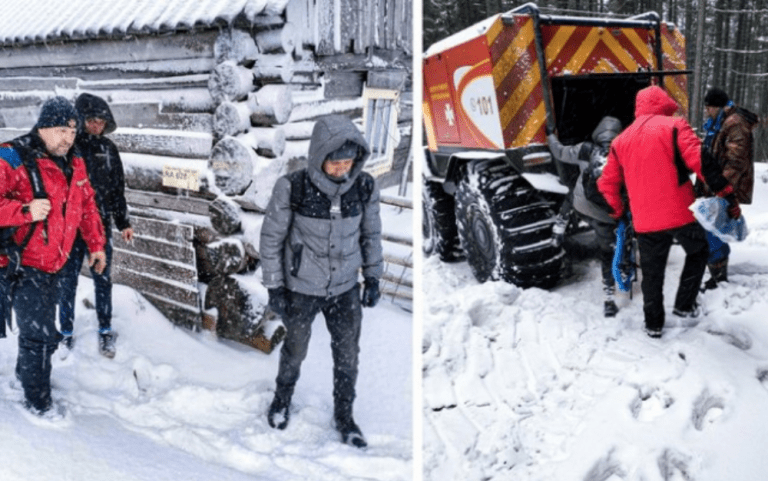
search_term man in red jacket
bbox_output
[597,86,738,338]
[0,96,106,418]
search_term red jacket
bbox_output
[0,134,105,273]
[597,86,711,234]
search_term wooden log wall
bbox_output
[0,4,413,351]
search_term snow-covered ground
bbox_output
[0,186,413,481]
[422,162,768,481]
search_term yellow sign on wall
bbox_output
[163,165,200,191]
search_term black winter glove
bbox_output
[268,287,289,318]
[545,124,555,136]
[361,277,381,308]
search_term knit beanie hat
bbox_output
[35,96,79,130]
[704,88,729,108]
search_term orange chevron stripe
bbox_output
[623,28,653,65]
[599,29,640,71]
[485,15,504,48]
[563,27,601,73]
[499,58,540,129]
[511,102,546,147]
[662,37,685,70]
[492,18,535,88]
[544,25,577,68]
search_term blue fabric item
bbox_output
[690,197,748,243]
[702,100,734,150]
[0,146,22,169]
[612,218,636,292]
[705,230,731,264]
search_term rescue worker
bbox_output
[0,96,106,416]
[260,115,383,448]
[58,93,133,358]
[695,87,756,289]
[597,86,737,339]
[548,116,623,317]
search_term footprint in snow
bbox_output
[691,390,725,431]
[704,327,752,351]
[657,448,696,481]
[583,451,626,481]
[630,386,674,422]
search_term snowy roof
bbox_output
[0,0,289,46]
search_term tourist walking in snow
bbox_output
[597,86,737,338]
[57,93,132,359]
[0,97,106,417]
[548,116,623,317]
[695,87,757,290]
[260,115,383,448]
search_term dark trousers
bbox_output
[637,222,708,330]
[58,235,113,334]
[14,266,63,411]
[0,267,10,339]
[585,216,617,287]
[274,285,363,420]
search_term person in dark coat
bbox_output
[260,115,383,448]
[597,86,737,339]
[57,93,133,359]
[0,96,106,417]
[548,116,622,317]
[695,87,757,289]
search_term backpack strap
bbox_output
[288,169,306,212]
[672,128,692,186]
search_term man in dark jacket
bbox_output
[58,93,133,359]
[695,87,756,289]
[260,115,383,448]
[548,116,622,317]
[598,86,737,339]
[0,96,106,417]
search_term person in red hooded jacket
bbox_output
[0,96,106,418]
[597,86,738,338]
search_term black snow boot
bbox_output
[702,258,728,291]
[335,402,366,448]
[336,415,367,448]
[267,394,291,430]
[98,330,117,359]
[603,283,618,318]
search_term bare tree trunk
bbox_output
[713,0,726,89]
[691,0,706,126]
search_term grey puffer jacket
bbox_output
[260,116,383,298]
[547,116,622,224]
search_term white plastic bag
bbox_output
[689,197,749,242]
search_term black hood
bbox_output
[75,93,117,135]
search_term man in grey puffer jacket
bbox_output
[260,115,383,448]
[548,116,623,317]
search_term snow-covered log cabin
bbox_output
[0,0,413,351]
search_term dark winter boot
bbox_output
[60,332,74,350]
[98,330,117,359]
[267,394,291,430]
[336,415,367,448]
[335,402,367,448]
[703,258,728,291]
[603,283,618,318]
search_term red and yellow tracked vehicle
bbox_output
[422,2,688,287]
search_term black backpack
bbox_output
[581,144,612,212]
